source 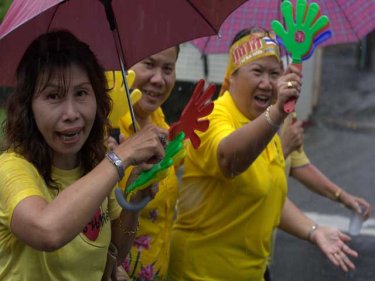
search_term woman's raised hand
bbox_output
[275,64,302,114]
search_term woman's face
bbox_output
[32,64,97,169]
[131,47,177,117]
[229,55,282,120]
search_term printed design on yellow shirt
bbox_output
[149,209,158,222]
[82,207,110,241]
[122,235,161,281]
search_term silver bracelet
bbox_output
[307,224,319,243]
[265,106,280,128]
[105,151,125,181]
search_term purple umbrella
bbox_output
[192,0,375,54]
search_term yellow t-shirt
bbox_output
[0,152,121,281]
[168,91,287,281]
[119,108,179,280]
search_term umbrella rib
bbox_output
[201,37,211,55]
[46,1,67,32]
[46,7,57,32]
[186,1,219,33]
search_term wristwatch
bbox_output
[105,151,125,181]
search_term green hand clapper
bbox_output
[271,0,331,113]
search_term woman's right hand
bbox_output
[275,64,302,114]
[114,124,167,167]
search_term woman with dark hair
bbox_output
[0,30,166,280]
[168,27,358,281]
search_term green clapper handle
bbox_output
[272,0,329,113]
[115,132,185,211]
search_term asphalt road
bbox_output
[271,44,375,281]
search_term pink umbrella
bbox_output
[192,0,375,54]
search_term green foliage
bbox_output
[0,0,12,23]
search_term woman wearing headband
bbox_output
[168,27,357,281]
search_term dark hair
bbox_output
[4,30,111,189]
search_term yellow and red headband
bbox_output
[220,32,281,95]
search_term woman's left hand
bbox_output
[339,191,372,220]
[280,116,304,157]
[311,226,358,272]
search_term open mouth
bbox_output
[58,131,81,142]
[254,95,271,107]
[144,90,162,99]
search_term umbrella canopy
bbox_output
[192,0,375,54]
[0,0,247,86]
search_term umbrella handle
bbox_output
[115,188,151,212]
[284,63,303,113]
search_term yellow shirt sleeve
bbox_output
[0,152,45,227]
[285,148,310,176]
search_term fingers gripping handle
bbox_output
[284,63,303,113]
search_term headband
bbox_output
[220,33,281,95]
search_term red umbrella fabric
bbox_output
[192,0,375,54]
[0,0,247,86]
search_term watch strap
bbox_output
[105,151,125,181]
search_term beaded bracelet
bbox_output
[265,106,281,128]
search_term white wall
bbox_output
[295,49,322,121]
[176,43,228,84]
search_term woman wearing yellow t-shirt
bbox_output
[108,46,180,280]
[0,30,165,281]
[168,27,358,281]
